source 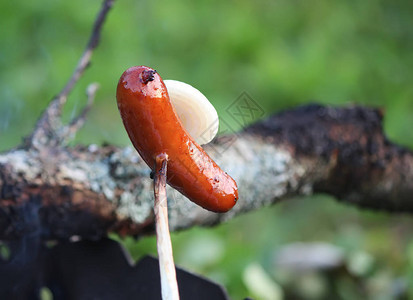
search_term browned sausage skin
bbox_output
[116,66,238,212]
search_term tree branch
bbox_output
[26,0,114,150]
[60,83,99,144]
[1,104,412,240]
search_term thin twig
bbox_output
[28,0,115,148]
[56,0,113,105]
[59,83,99,143]
[154,153,180,300]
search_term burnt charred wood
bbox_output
[1,105,412,240]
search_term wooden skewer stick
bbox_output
[154,153,180,300]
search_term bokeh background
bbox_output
[1,0,413,298]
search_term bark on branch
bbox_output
[1,104,412,240]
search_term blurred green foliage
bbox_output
[1,0,413,298]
